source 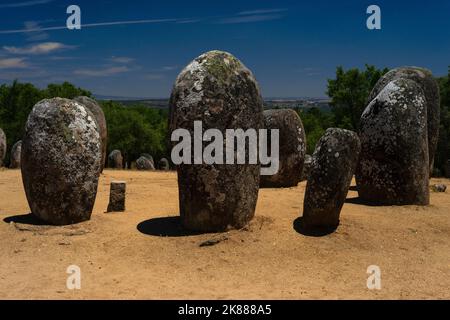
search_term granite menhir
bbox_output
[21,98,102,225]
[169,50,264,232]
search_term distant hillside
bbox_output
[95,94,331,112]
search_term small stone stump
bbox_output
[107,181,126,212]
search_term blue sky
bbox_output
[0,0,449,98]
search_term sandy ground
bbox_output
[0,168,449,300]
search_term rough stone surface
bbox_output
[431,184,446,193]
[301,154,312,182]
[141,153,155,167]
[74,96,108,172]
[9,140,22,169]
[21,98,102,225]
[136,156,155,170]
[260,109,306,188]
[368,67,440,173]
[0,128,6,167]
[108,150,123,169]
[107,181,126,212]
[158,158,170,171]
[356,78,430,205]
[302,128,361,230]
[169,50,264,232]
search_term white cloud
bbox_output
[0,0,53,8]
[238,8,287,16]
[0,58,28,69]
[217,14,283,24]
[24,21,49,41]
[3,42,75,55]
[74,66,131,77]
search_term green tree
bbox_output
[327,65,388,130]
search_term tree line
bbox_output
[0,65,449,175]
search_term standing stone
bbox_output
[169,50,264,232]
[136,156,155,170]
[108,150,123,169]
[141,153,155,167]
[356,79,429,205]
[107,181,126,212]
[368,67,440,173]
[74,96,108,172]
[9,140,22,169]
[158,158,170,171]
[260,109,306,188]
[301,154,312,182]
[0,128,5,167]
[302,128,361,230]
[21,98,102,225]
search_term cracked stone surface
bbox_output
[260,109,306,188]
[302,128,361,230]
[21,98,102,225]
[368,67,440,173]
[357,78,429,205]
[169,50,264,232]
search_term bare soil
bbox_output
[0,169,449,299]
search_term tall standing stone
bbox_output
[21,98,102,225]
[356,79,429,205]
[302,128,361,230]
[108,150,123,169]
[169,50,264,232]
[0,128,5,167]
[260,109,306,188]
[9,140,22,169]
[74,96,108,172]
[368,67,440,173]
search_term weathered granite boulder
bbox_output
[9,140,22,169]
[301,154,312,182]
[136,156,155,170]
[169,50,264,232]
[108,150,123,169]
[0,128,6,167]
[302,128,361,230]
[141,153,155,167]
[368,67,440,173]
[74,96,107,172]
[356,79,430,205]
[158,158,170,171]
[260,109,306,188]
[21,98,102,225]
[107,181,126,212]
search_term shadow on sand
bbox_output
[293,217,337,237]
[137,216,204,237]
[3,213,47,226]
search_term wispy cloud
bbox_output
[238,8,287,15]
[0,58,28,69]
[143,73,165,80]
[3,42,75,55]
[217,14,283,24]
[74,66,131,77]
[109,56,134,64]
[0,18,180,34]
[162,65,178,71]
[24,21,49,42]
[0,0,52,8]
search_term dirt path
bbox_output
[0,169,449,299]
